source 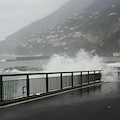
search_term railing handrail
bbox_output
[0,70,102,102]
[0,70,102,77]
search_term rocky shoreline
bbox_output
[3,66,42,72]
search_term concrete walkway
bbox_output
[0,81,120,120]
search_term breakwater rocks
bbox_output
[6,56,50,62]
[3,66,42,72]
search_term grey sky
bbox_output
[0,0,68,41]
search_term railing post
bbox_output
[99,71,101,82]
[60,73,63,90]
[46,74,48,93]
[26,75,30,97]
[0,76,3,102]
[81,72,82,86]
[88,71,89,84]
[71,72,73,87]
[94,71,96,83]
[118,71,120,78]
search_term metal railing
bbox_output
[118,71,120,78]
[0,70,102,102]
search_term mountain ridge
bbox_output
[0,0,94,54]
[0,0,120,57]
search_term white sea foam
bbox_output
[0,59,6,62]
[43,49,120,82]
[107,62,120,67]
[0,50,119,82]
[102,62,120,82]
[43,49,104,72]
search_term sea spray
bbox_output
[102,63,119,82]
[43,49,120,82]
[43,49,104,72]
[0,50,119,82]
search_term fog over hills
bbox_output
[0,0,120,56]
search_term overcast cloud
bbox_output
[0,0,68,41]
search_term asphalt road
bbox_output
[1,81,120,120]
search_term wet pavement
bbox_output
[1,81,120,120]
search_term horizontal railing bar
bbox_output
[0,70,102,102]
[0,70,102,77]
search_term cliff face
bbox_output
[0,0,120,56]
[80,0,120,56]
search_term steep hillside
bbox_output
[15,0,120,56]
[81,2,120,56]
[0,0,94,54]
[0,0,120,57]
